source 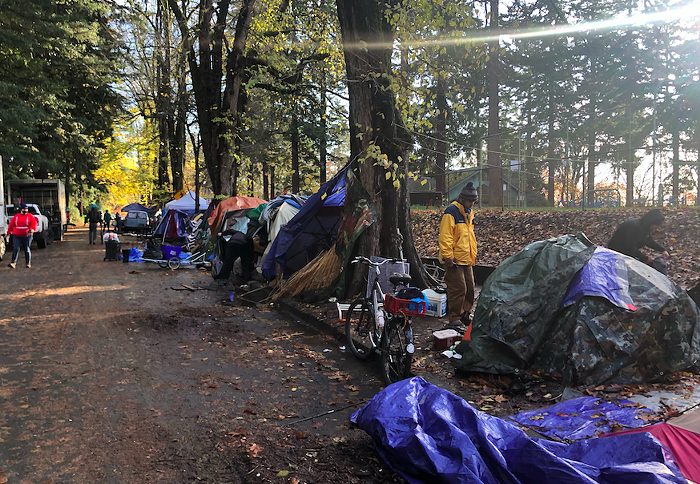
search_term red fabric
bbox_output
[604,423,700,483]
[8,212,38,237]
[166,212,179,240]
[207,196,266,234]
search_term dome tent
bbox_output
[455,233,700,386]
[164,190,209,215]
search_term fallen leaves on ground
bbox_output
[413,207,700,289]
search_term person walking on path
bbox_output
[103,210,112,232]
[439,182,478,338]
[6,202,38,268]
[607,208,670,273]
[87,204,102,245]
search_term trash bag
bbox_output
[211,255,224,280]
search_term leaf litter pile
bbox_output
[412,206,700,289]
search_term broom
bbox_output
[271,244,341,301]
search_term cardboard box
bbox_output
[433,329,461,350]
[423,289,447,318]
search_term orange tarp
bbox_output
[207,196,266,233]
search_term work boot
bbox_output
[26,262,31,268]
[8,261,16,269]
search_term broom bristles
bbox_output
[272,244,341,301]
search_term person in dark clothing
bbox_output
[114,212,122,232]
[87,204,102,245]
[608,208,670,269]
[214,229,255,281]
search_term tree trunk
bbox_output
[168,0,257,197]
[587,109,596,206]
[270,164,276,198]
[435,69,447,196]
[486,0,502,209]
[336,0,432,296]
[672,122,680,204]
[292,110,300,193]
[319,80,328,186]
[263,161,270,200]
[156,0,171,189]
[170,34,188,194]
[626,107,634,207]
[547,87,556,207]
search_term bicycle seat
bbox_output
[390,272,412,286]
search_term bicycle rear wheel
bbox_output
[345,299,378,360]
[380,317,414,386]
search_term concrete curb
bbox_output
[275,299,344,341]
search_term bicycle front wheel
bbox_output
[380,317,414,386]
[345,299,378,361]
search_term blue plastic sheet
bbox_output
[510,396,652,441]
[561,247,635,310]
[351,377,685,484]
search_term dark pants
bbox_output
[89,223,98,244]
[444,264,475,322]
[217,239,255,280]
[11,234,32,264]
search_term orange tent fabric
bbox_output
[207,196,266,233]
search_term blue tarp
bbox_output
[351,377,685,484]
[561,247,636,310]
[261,165,348,280]
[121,202,155,214]
[510,396,652,441]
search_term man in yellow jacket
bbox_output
[439,182,478,335]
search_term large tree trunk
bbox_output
[156,0,171,189]
[168,0,257,197]
[170,35,188,194]
[336,0,432,296]
[319,80,328,186]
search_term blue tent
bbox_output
[121,202,155,214]
[262,165,348,280]
[153,209,190,244]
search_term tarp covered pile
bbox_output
[352,377,686,484]
[455,233,700,385]
[262,165,347,280]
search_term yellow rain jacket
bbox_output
[439,201,476,265]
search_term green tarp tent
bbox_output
[456,233,700,386]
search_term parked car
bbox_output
[123,210,151,233]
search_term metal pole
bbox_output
[653,93,657,205]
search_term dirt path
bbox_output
[0,228,398,483]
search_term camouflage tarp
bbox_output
[455,233,700,386]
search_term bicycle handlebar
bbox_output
[351,256,406,266]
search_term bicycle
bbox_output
[345,255,424,386]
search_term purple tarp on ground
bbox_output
[351,377,685,484]
[510,396,653,441]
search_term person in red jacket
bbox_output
[6,202,38,269]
